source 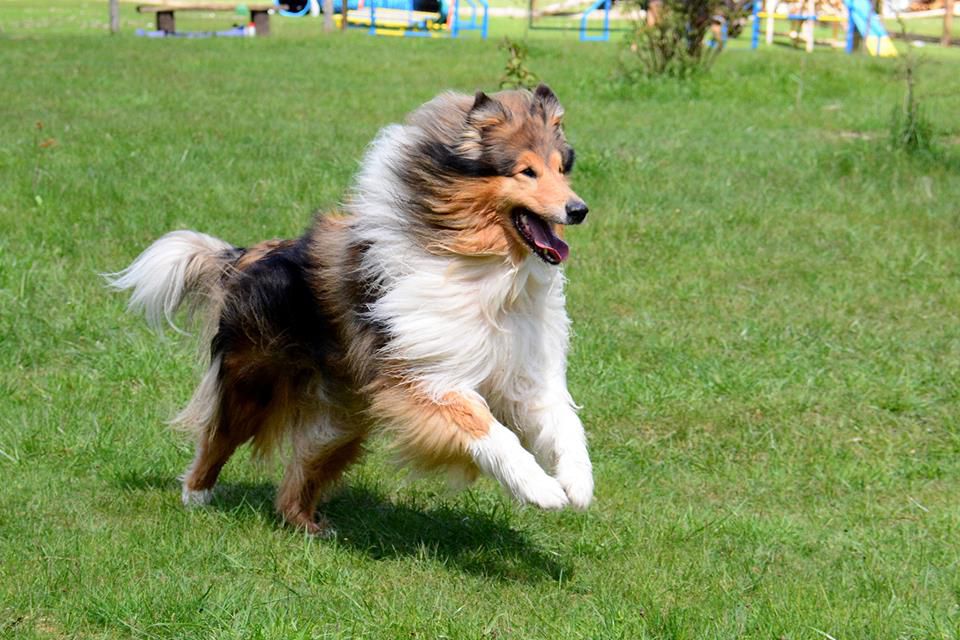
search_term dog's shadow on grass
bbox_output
[323,486,571,583]
[116,472,571,584]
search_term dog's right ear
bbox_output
[468,91,509,128]
[457,91,509,160]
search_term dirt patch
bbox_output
[837,130,879,141]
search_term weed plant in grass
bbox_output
[2,9,960,639]
[889,20,937,156]
[499,37,540,89]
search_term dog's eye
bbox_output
[520,167,537,179]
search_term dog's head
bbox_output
[406,84,587,265]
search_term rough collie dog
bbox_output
[107,84,593,535]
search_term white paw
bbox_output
[556,459,594,510]
[469,421,570,511]
[514,472,570,510]
[310,526,338,540]
[181,485,214,507]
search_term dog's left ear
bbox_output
[533,83,565,127]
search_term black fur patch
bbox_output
[212,239,340,371]
[344,241,376,316]
[419,140,501,178]
[562,148,576,174]
[342,239,390,361]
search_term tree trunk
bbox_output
[944,0,955,47]
[341,0,348,30]
[323,0,334,31]
[109,0,120,33]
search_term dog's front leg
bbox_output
[370,384,569,510]
[524,393,594,511]
[469,418,571,510]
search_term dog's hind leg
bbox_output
[176,355,285,506]
[174,358,234,506]
[181,427,249,506]
[276,415,366,536]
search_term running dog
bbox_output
[107,84,594,535]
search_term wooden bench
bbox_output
[137,3,281,36]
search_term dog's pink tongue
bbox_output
[527,215,570,263]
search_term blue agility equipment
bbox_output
[845,0,896,55]
[449,0,488,37]
[579,0,611,40]
[579,0,611,41]
[528,0,625,40]
[277,0,313,17]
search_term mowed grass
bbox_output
[2,4,960,638]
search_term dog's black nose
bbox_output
[565,200,589,224]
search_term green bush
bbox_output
[621,0,722,80]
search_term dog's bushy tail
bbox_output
[104,230,237,333]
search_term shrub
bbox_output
[621,0,723,80]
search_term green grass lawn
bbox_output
[2,2,960,638]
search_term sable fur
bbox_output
[106,85,594,535]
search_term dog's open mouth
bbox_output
[512,209,569,265]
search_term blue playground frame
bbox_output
[526,0,624,41]
[579,0,611,41]
[449,0,489,37]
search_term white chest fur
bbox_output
[367,246,571,414]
